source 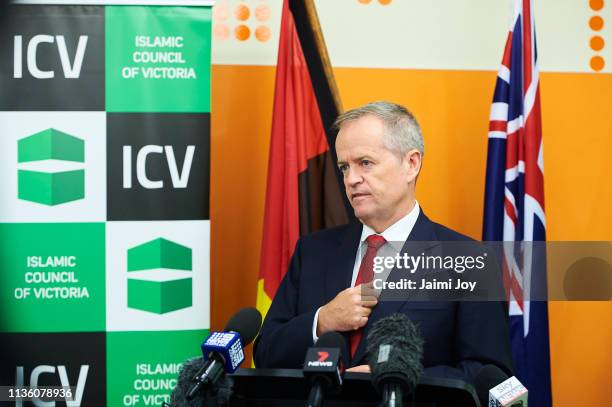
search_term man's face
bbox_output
[335,115,419,231]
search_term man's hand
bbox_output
[346,364,371,373]
[316,284,378,336]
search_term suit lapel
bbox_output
[351,210,439,365]
[324,223,362,303]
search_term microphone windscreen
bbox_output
[171,357,235,406]
[170,357,206,407]
[224,307,262,345]
[214,375,235,405]
[316,331,350,368]
[473,364,509,407]
[366,313,423,393]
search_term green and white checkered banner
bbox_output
[0,2,212,405]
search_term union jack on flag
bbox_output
[483,0,552,406]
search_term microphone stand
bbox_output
[381,382,404,407]
[306,381,324,407]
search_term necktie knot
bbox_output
[366,234,386,249]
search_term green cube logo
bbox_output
[17,128,85,206]
[127,238,193,314]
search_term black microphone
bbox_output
[473,365,509,407]
[302,331,348,407]
[185,307,262,401]
[366,314,424,407]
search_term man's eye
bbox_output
[338,164,348,172]
[362,160,372,167]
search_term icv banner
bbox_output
[0,2,212,406]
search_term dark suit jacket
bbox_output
[253,210,513,381]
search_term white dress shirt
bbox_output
[311,201,421,342]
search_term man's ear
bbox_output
[403,149,422,181]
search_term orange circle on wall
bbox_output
[255,25,271,42]
[235,4,251,21]
[213,3,229,21]
[378,0,392,4]
[590,35,605,51]
[589,0,604,11]
[590,56,605,71]
[213,24,230,40]
[255,4,271,21]
[589,15,604,31]
[235,24,251,41]
[358,0,372,4]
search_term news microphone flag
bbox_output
[256,0,352,321]
[201,332,244,373]
[483,1,552,406]
[489,376,529,407]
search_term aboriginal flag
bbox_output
[256,0,353,319]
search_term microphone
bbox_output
[488,375,528,406]
[170,357,234,406]
[473,365,510,407]
[171,357,207,406]
[185,307,262,401]
[302,331,348,407]
[366,314,424,407]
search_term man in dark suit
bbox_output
[254,101,512,381]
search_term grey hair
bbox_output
[334,101,424,157]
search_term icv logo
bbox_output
[17,128,85,206]
[13,35,88,79]
[127,238,193,314]
[122,145,195,189]
[15,365,89,407]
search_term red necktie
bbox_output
[349,234,386,358]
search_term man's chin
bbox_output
[352,208,373,224]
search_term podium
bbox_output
[227,368,480,407]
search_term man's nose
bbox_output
[344,167,363,187]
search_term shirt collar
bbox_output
[360,201,420,250]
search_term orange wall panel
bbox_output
[539,73,612,241]
[549,301,612,406]
[210,65,275,332]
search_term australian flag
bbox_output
[483,1,552,406]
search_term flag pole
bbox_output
[289,0,355,223]
[302,0,343,114]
